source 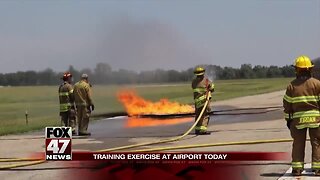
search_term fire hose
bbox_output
[0,159,46,170]
[0,99,291,170]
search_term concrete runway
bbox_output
[0,90,315,179]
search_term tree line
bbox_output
[1,59,319,86]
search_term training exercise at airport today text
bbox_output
[92,153,228,160]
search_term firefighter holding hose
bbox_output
[192,66,214,135]
[283,55,320,176]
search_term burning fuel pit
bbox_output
[117,90,195,117]
[113,90,195,128]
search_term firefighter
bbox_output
[192,66,214,135]
[59,72,76,135]
[74,74,94,136]
[283,55,320,176]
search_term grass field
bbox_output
[0,78,292,135]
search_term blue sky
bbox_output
[0,0,319,73]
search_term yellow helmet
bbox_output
[194,66,205,76]
[294,55,314,69]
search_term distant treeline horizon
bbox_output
[1,57,320,86]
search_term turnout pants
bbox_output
[77,106,91,134]
[195,104,211,133]
[60,109,76,132]
[290,126,320,170]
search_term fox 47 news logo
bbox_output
[45,127,72,160]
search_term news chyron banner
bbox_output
[45,127,72,160]
[68,152,290,179]
[71,152,288,161]
[43,127,290,179]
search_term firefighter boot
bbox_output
[195,129,200,135]
[199,131,211,135]
[79,132,91,136]
[292,169,302,176]
[313,170,320,176]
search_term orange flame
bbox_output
[117,90,194,116]
[126,117,193,128]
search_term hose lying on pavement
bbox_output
[211,105,283,113]
[0,160,46,170]
[213,108,280,116]
[0,158,43,162]
[140,105,282,118]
